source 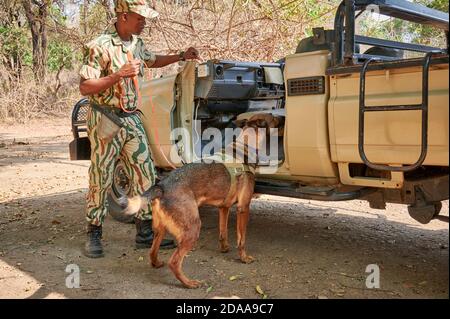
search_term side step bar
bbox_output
[254,182,375,201]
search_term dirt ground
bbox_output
[0,118,448,299]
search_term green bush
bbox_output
[47,40,75,72]
[0,25,32,70]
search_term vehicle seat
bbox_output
[363,46,404,59]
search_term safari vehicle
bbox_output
[70,0,449,225]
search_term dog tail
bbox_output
[120,185,164,216]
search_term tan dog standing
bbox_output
[123,162,255,288]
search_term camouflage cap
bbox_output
[114,0,159,19]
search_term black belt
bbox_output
[91,103,140,118]
[111,108,141,118]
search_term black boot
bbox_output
[135,218,176,249]
[84,224,104,258]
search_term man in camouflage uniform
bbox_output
[79,0,199,258]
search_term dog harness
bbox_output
[201,152,256,207]
[222,164,255,207]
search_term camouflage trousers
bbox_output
[85,107,156,226]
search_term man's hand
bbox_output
[117,59,141,78]
[79,59,141,96]
[150,48,201,68]
[183,47,200,60]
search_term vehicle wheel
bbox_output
[407,203,436,225]
[107,159,135,224]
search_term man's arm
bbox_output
[148,47,200,68]
[79,59,141,96]
[150,54,183,68]
[79,73,121,96]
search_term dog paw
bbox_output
[184,280,202,289]
[151,260,164,268]
[240,255,255,264]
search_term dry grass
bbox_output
[0,0,340,124]
[0,67,80,124]
[145,0,338,62]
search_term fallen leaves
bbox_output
[226,274,269,298]
[255,285,268,299]
[255,285,264,295]
[330,287,346,296]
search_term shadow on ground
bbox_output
[0,190,448,299]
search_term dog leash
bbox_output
[117,51,142,114]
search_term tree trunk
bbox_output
[82,0,89,35]
[22,0,49,80]
[99,0,114,21]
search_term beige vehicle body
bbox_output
[142,54,450,178]
[138,1,449,225]
[70,0,449,224]
[139,51,448,203]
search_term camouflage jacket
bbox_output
[79,24,156,110]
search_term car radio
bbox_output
[194,60,285,101]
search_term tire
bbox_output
[407,202,441,225]
[107,159,135,224]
